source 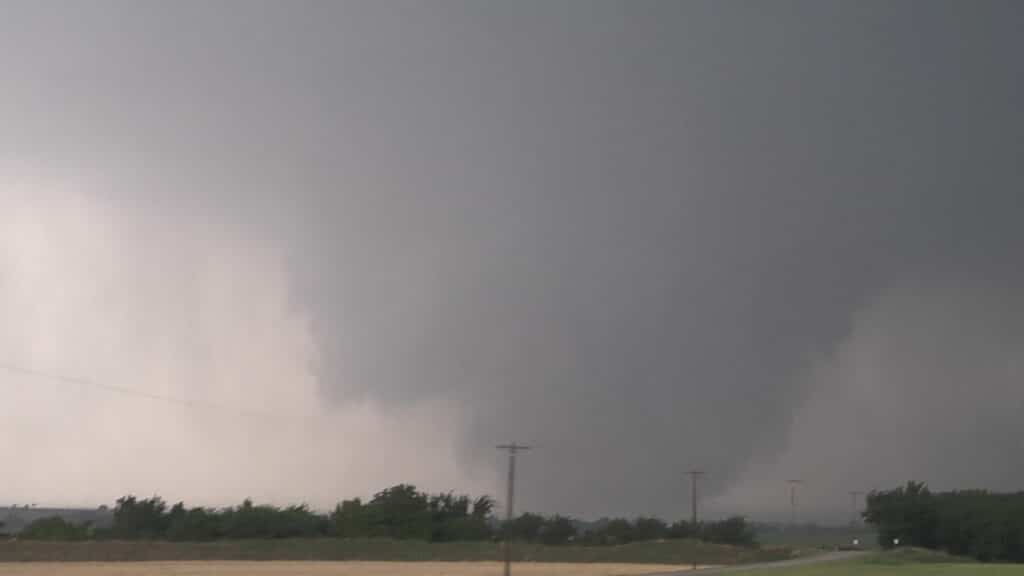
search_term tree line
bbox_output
[864,481,1024,562]
[509,514,755,547]
[14,484,754,547]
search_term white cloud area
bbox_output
[713,280,1024,522]
[0,163,495,509]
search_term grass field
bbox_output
[736,561,1024,576]
[2,547,1023,575]
[753,525,878,550]
[731,549,1024,576]
[0,539,789,565]
[0,561,703,576]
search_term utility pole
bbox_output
[849,491,864,525]
[687,470,705,526]
[787,480,803,527]
[687,470,705,571]
[497,443,530,576]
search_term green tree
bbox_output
[367,485,431,540]
[864,481,938,549]
[331,498,371,538]
[218,499,326,539]
[668,520,696,539]
[19,517,91,541]
[602,518,635,544]
[165,505,222,541]
[539,515,577,545]
[472,495,496,519]
[428,492,491,542]
[111,496,169,539]
[504,513,545,542]
[702,517,755,546]
[633,517,668,541]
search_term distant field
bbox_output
[0,539,790,565]
[0,561,702,576]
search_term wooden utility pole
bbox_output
[497,443,530,576]
[787,480,803,526]
[849,491,864,525]
[688,470,705,571]
[687,470,705,525]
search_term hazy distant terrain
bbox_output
[0,508,111,534]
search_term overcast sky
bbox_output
[1,1,1022,523]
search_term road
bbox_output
[649,550,869,575]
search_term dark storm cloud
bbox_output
[1,1,1022,520]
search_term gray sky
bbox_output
[1,1,1022,523]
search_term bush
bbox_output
[219,500,327,539]
[19,517,91,541]
[633,517,668,541]
[165,505,223,541]
[702,517,755,546]
[668,520,697,539]
[582,518,634,545]
[577,516,754,547]
[539,515,577,545]
[503,513,545,542]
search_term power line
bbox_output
[0,361,266,417]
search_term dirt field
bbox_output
[0,540,788,565]
[0,562,701,576]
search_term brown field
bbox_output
[0,562,702,576]
[0,540,790,565]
